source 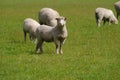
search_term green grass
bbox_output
[0,0,120,80]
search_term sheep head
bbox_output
[110,18,118,24]
[56,17,66,27]
[110,16,118,24]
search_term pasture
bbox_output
[0,0,120,80]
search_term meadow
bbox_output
[0,0,120,80]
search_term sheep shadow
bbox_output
[29,49,56,55]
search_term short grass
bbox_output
[0,0,120,80]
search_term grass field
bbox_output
[0,0,120,80]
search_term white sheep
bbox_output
[95,7,118,27]
[114,1,120,19]
[23,18,40,43]
[36,17,67,54]
[38,8,60,27]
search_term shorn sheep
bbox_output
[38,8,60,27]
[36,17,67,54]
[95,7,118,27]
[114,1,120,19]
[23,18,40,43]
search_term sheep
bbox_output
[35,17,67,54]
[95,7,118,27]
[114,1,120,19]
[23,18,40,43]
[38,8,60,27]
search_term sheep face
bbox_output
[56,17,66,27]
[110,18,118,24]
[110,20,118,24]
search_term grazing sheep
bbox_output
[38,8,60,27]
[95,7,118,27]
[114,1,120,19]
[23,18,40,43]
[36,17,67,54]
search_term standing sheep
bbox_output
[114,1,120,19]
[36,17,67,54]
[95,7,118,27]
[38,8,60,27]
[23,18,40,43]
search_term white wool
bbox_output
[38,8,60,27]
[36,17,67,54]
[23,18,40,43]
[95,7,118,27]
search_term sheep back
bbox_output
[36,25,54,42]
[38,8,60,27]
[95,7,114,18]
[23,18,40,34]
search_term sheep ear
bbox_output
[56,18,59,20]
[64,17,67,21]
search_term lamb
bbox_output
[23,18,40,43]
[38,8,60,27]
[114,1,120,19]
[35,17,67,54]
[95,7,118,27]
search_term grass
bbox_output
[0,0,120,80]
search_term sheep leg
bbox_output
[103,20,106,25]
[36,41,40,53]
[95,13,101,27]
[29,34,32,41]
[36,40,43,53]
[117,13,119,20]
[60,40,64,54]
[108,20,111,25]
[54,39,59,54]
[30,33,36,43]
[31,35,36,43]
[56,44,59,54]
[23,31,26,43]
[97,15,103,27]
[97,19,101,27]
[40,42,43,53]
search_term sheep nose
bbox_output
[115,21,118,24]
[60,20,65,24]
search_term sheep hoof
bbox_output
[60,53,63,54]
[60,51,63,54]
[56,53,59,54]
[35,50,39,54]
[56,52,59,54]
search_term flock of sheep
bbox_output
[23,1,120,54]
[23,8,67,54]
